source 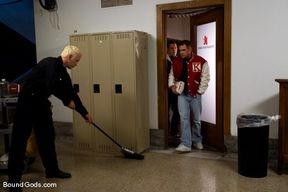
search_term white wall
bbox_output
[34,0,288,138]
[231,0,288,138]
[33,0,188,129]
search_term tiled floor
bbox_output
[1,137,288,192]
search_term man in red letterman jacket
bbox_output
[168,40,210,152]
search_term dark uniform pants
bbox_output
[8,92,59,182]
[168,89,180,136]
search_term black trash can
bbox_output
[237,114,271,178]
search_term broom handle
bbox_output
[91,122,122,149]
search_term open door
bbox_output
[191,7,225,151]
[157,0,231,152]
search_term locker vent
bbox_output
[73,36,86,42]
[116,33,130,40]
[77,142,91,150]
[94,35,107,41]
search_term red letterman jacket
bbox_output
[171,54,210,96]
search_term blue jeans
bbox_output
[178,93,202,148]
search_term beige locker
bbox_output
[70,31,149,153]
[70,34,93,150]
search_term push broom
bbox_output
[91,122,144,160]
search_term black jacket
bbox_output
[21,56,88,118]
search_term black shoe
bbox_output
[46,169,72,179]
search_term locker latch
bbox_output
[94,84,100,93]
[115,84,122,94]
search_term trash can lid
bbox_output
[237,114,271,128]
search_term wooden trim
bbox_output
[275,79,288,174]
[223,0,232,135]
[157,0,225,10]
[156,4,168,147]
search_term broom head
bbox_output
[121,147,144,160]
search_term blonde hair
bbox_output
[61,45,81,58]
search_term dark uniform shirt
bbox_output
[21,56,88,118]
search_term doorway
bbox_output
[156,0,231,152]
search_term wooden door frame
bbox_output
[156,0,231,147]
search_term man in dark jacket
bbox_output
[8,45,93,192]
[167,40,180,137]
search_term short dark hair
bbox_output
[178,40,192,47]
[167,39,177,48]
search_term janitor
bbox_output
[8,45,93,192]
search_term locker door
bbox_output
[70,35,92,149]
[90,33,115,152]
[111,32,136,150]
